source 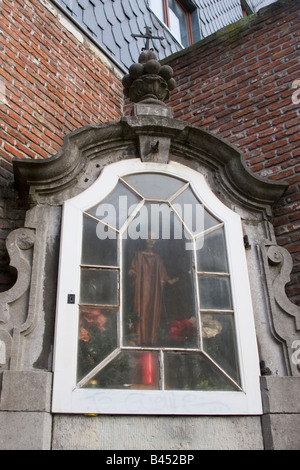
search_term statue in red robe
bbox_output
[128,239,178,345]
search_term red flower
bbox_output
[80,308,107,332]
[168,319,196,344]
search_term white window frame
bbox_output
[52,160,262,415]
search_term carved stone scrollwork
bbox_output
[267,245,300,375]
[0,228,35,370]
[267,246,300,330]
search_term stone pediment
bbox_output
[13,113,287,213]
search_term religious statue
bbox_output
[128,237,179,346]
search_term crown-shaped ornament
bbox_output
[122,49,176,106]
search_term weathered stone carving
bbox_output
[13,117,288,208]
[122,50,176,105]
[0,228,35,370]
[266,245,300,376]
[268,246,300,330]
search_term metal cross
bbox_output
[132,26,164,51]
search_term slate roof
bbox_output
[51,0,279,71]
[52,0,182,71]
[196,0,244,37]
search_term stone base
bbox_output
[0,412,52,450]
[262,414,300,450]
[52,415,263,450]
[260,376,300,450]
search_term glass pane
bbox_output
[81,215,118,266]
[84,350,160,390]
[123,173,184,201]
[164,352,237,391]
[202,314,240,385]
[122,204,197,348]
[172,186,220,236]
[87,181,141,230]
[149,0,164,22]
[168,0,189,47]
[77,307,118,382]
[196,227,228,273]
[80,268,119,306]
[198,275,232,310]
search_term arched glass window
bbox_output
[52,160,262,415]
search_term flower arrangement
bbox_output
[168,317,197,345]
[77,307,117,382]
[79,308,107,343]
[202,315,223,338]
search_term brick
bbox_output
[3,141,27,160]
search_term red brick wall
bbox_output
[0,0,124,291]
[165,0,300,305]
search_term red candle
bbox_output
[142,352,154,385]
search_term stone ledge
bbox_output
[0,411,52,450]
[262,413,300,450]
[52,415,263,450]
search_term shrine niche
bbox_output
[74,167,241,397]
[0,42,299,448]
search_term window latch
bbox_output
[67,294,75,304]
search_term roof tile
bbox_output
[94,3,106,30]
[111,1,126,22]
[104,0,117,25]
[82,5,100,37]
[121,0,134,19]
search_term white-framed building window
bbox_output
[52,160,262,415]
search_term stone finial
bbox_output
[122,49,176,106]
